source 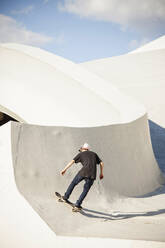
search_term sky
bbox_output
[0,0,165,62]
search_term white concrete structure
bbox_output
[0,123,58,248]
[0,43,145,125]
[0,41,165,246]
[81,35,165,127]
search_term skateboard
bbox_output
[55,192,81,212]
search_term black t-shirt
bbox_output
[73,150,102,180]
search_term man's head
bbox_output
[79,143,90,152]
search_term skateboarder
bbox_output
[60,143,104,211]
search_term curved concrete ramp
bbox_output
[1,122,165,247]
[0,122,57,247]
[11,120,164,238]
[81,45,165,128]
[0,43,145,125]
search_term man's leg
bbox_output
[75,178,94,207]
[63,173,84,200]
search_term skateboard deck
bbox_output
[55,192,74,206]
[55,192,81,212]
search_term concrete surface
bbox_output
[1,122,164,247]
[81,44,165,127]
[0,122,57,248]
[11,120,165,240]
[0,43,145,125]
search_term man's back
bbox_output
[73,150,102,180]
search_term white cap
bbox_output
[81,143,90,150]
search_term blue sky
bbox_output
[0,0,165,62]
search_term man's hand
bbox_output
[100,174,104,180]
[61,169,66,175]
[99,162,104,180]
[60,160,75,176]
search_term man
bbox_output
[60,143,104,211]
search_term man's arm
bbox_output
[61,160,75,175]
[99,161,104,179]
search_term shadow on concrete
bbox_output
[132,120,165,198]
[0,112,17,126]
[80,207,165,221]
[136,184,165,198]
[149,120,165,174]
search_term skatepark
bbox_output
[1,36,165,247]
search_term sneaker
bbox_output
[72,205,82,212]
[61,196,69,203]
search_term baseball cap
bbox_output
[80,143,90,150]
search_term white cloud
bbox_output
[0,14,53,46]
[59,0,165,35]
[11,5,34,15]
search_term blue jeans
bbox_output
[64,173,94,207]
